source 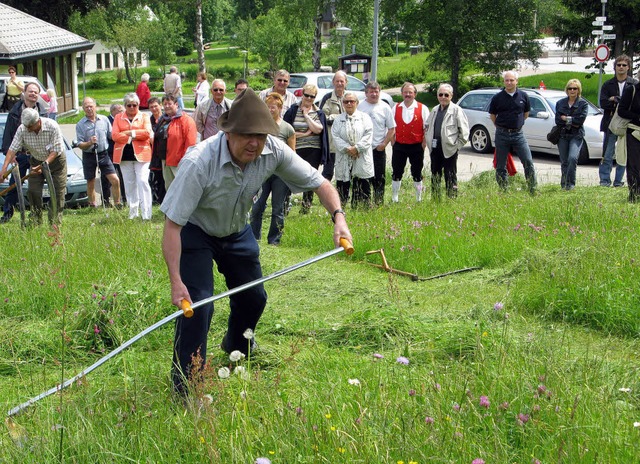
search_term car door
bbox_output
[523,95,553,151]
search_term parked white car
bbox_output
[0,74,50,113]
[457,88,603,163]
[288,72,395,107]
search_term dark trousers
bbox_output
[337,177,372,209]
[2,153,29,217]
[429,145,458,199]
[322,151,335,181]
[372,149,386,205]
[298,147,322,208]
[392,142,424,182]
[626,132,640,202]
[102,151,127,204]
[172,223,266,392]
[28,156,67,225]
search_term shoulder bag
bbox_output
[547,125,562,145]
[609,85,637,136]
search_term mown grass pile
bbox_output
[0,173,639,463]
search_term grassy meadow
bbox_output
[1,172,639,463]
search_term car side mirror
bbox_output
[536,111,550,119]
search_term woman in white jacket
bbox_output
[331,92,374,208]
[425,84,470,199]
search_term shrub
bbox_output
[86,75,109,89]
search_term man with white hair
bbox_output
[0,108,67,225]
[164,66,184,109]
[193,78,233,140]
[489,70,537,192]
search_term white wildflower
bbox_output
[229,350,245,362]
[217,367,231,379]
[243,328,254,340]
[348,378,361,386]
[619,387,632,393]
[201,394,214,405]
[634,422,640,428]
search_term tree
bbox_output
[143,7,187,74]
[3,0,108,29]
[553,0,640,61]
[386,0,541,97]
[69,0,153,84]
[251,7,309,72]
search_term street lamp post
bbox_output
[395,30,400,56]
[336,26,351,56]
[241,50,248,79]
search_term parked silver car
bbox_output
[288,72,395,107]
[0,113,88,208]
[457,88,603,163]
[0,74,50,113]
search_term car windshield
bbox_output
[545,96,602,116]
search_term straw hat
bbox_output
[218,88,279,135]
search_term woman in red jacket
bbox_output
[112,93,153,220]
[136,73,151,109]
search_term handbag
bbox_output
[547,125,562,145]
[609,85,636,137]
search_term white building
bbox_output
[81,40,148,74]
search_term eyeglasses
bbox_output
[616,63,629,67]
[438,93,450,97]
[343,100,357,104]
[567,87,578,91]
[126,104,138,108]
[212,89,225,92]
[303,93,316,99]
[276,78,289,83]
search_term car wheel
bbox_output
[470,125,492,153]
[577,143,589,165]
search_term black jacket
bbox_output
[2,100,48,154]
[618,82,640,127]
[283,104,330,165]
[599,75,638,132]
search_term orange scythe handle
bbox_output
[180,299,194,318]
[339,237,355,255]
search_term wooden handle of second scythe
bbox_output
[339,237,355,255]
[179,299,194,318]
[0,171,33,197]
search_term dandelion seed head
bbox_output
[217,367,230,379]
[348,378,360,386]
[229,350,245,362]
[243,328,254,340]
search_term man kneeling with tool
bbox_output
[161,88,352,394]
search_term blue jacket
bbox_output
[555,97,588,139]
[283,104,330,165]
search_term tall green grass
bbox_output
[0,177,639,462]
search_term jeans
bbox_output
[557,136,582,189]
[494,128,537,191]
[172,223,266,393]
[599,130,626,186]
[250,175,290,245]
[2,152,29,218]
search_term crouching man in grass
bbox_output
[161,88,353,395]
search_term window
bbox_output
[458,93,493,111]
[528,97,547,118]
[96,54,102,70]
[136,52,142,65]
[113,53,119,68]
[317,76,332,89]
[346,75,365,91]
[105,53,110,69]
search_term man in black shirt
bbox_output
[489,71,537,192]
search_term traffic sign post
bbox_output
[595,44,610,63]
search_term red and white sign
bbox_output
[595,44,610,62]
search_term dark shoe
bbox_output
[114,203,125,210]
[104,202,113,208]
[0,214,12,224]
[614,182,625,188]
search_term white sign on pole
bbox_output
[603,34,616,40]
[596,16,607,21]
[602,25,614,30]
[592,30,604,35]
[592,21,604,26]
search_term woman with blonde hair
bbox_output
[112,93,153,219]
[555,78,588,190]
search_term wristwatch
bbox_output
[331,208,346,223]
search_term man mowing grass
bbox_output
[161,88,353,395]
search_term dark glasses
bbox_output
[212,88,225,92]
[438,93,450,97]
[343,100,357,104]
[567,87,578,91]
[277,78,289,83]
[126,104,138,108]
[303,93,316,99]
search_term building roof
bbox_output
[0,3,93,64]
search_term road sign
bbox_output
[596,16,607,21]
[603,34,616,40]
[592,21,603,26]
[595,44,610,62]
[603,25,614,30]
[592,30,603,35]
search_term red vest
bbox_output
[395,102,425,144]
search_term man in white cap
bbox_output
[161,88,353,395]
[0,108,67,226]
